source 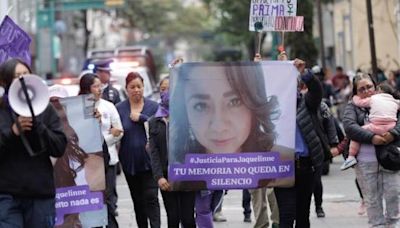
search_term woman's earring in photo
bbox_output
[259,124,265,133]
[189,127,195,141]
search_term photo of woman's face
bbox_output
[184,67,252,154]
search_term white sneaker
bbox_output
[341,157,358,170]
[213,212,227,222]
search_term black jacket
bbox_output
[320,101,339,147]
[296,70,327,167]
[149,117,168,182]
[0,103,67,198]
[102,84,121,105]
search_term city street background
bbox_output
[116,156,369,228]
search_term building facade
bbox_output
[332,0,400,73]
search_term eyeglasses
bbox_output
[357,84,374,94]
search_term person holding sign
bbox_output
[79,73,122,228]
[50,85,86,228]
[149,78,196,228]
[274,58,327,228]
[169,61,282,228]
[0,58,67,228]
[249,53,280,228]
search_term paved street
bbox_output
[116,157,370,228]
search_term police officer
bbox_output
[93,59,121,105]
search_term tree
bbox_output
[286,0,318,66]
[204,0,318,63]
[203,0,256,59]
[119,0,210,41]
[117,0,213,71]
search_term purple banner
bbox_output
[55,185,104,225]
[169,152,294,189]
[0,16,32,65]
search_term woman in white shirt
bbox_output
[79,73,123,228]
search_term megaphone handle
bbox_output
[14,115,36,157]
[19,76,36,124]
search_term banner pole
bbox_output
[6,5,13,15]
[256,31,262,55]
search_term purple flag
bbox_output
[0,16,32,65]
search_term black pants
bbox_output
[275,157,315,228]
[211,190,224,214]
[313,165,323,209]
[355,178,364,199]
[106,165,118,228]
[160,190,196,228]
[242,189,251,217]
[125,171,160,228]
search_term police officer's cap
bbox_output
[93,59,113,72]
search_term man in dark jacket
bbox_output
[274,58,330,228]
[93,59,121,105]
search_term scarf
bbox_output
[155,91,169,118]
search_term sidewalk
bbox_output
[116,157,369,227]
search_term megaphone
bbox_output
[8,74,49,117]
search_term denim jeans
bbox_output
[0,194,55,228]
[355,161,399,228]
[195,191,213,228]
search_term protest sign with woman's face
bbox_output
[168,61,299,190]
[170,62,279,162]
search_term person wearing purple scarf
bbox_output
[149,86,196,227]
[154,91,169,118]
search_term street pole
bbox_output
[397,0,400,62]
[50,0,56,76]
[366,0,378,79]
[317,0,326,70]
[35,0,41,74]
[0,1,8,20]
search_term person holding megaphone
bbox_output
[0,58,67,228]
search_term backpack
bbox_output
[375,141,400,171]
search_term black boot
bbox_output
[316,207,325,218]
